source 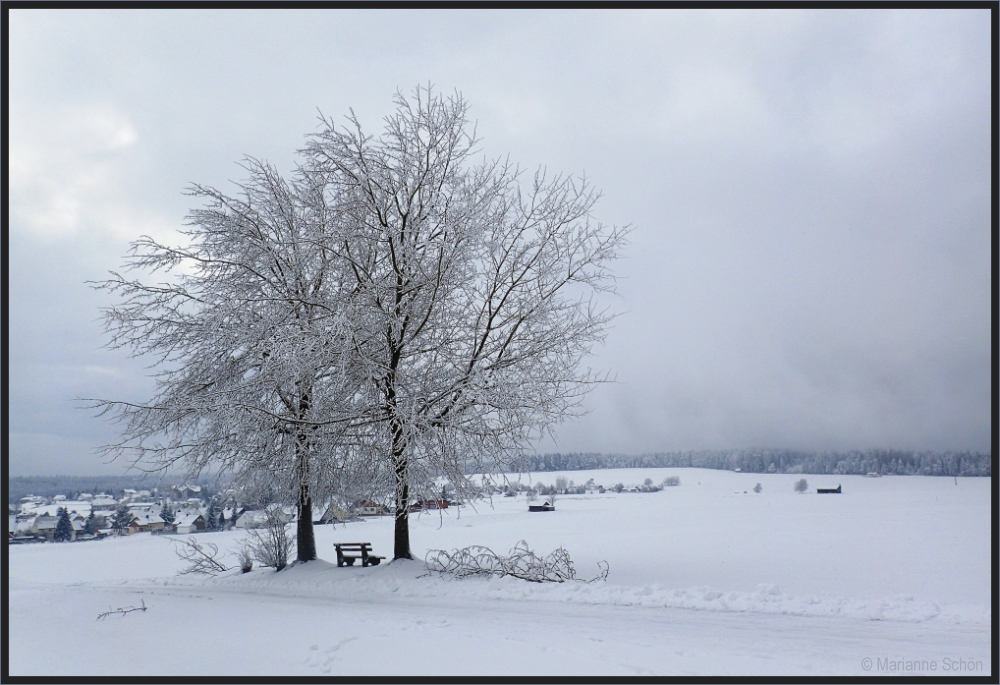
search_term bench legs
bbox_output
[335,545,383,567]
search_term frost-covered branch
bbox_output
[424,539,609,583]
[96,599,148,620]
[173,537,230,576]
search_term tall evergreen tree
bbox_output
[84,510,98,535]
[54,507,73,542]
[159,501,175,526]
[111,503,133,535]
[206,500,220,531]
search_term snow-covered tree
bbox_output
[206,500,221,531]
[794,478,809,493]
[90,86,628,564]
[54,507,73,542]
[303,86,629,559]
[90,158,368,564]
[159,501,175,526]
[111,503,133,535]
[84,510,98,535]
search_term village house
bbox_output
[30,515,58,541]
[172,484,203,500]
[314,501,353,525]
[127,511,166,534]
[234,511,267,529]
[355,500,388,516]
[21,500,93,520]
[10,517,38,543]
[70,515,88,540]
[409,498,448,512]
[235,504,295,529]
[173,513,206,534]
[90,494,118,511]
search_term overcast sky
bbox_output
[8,8,993,476]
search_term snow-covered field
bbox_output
[8,469,992,677]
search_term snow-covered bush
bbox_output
[248,511,295,571]
[794,478,808,493]
[662,476,680,487]
[235,543,253,573]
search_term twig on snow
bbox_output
[97,599,148,620]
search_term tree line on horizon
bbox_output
[520,449,992,477]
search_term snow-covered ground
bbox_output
[8,469,992,677]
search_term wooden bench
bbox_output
[334,542,384,567]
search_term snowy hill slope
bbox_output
[8,469,991,676]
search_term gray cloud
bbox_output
[8,9,991,475]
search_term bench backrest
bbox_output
[335,543,371,551]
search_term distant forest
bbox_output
[520,449,992,477]
[8,449,991,506]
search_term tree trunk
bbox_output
[393,483,411,560]
[295,420,316,563]
[297,486,316,562]
[391,419,412,560]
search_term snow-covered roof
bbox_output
[264,503,296,517]
[21,501,94,518]
[129,510,164,526]
[237,510,269,525]
[173,513,204,527]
